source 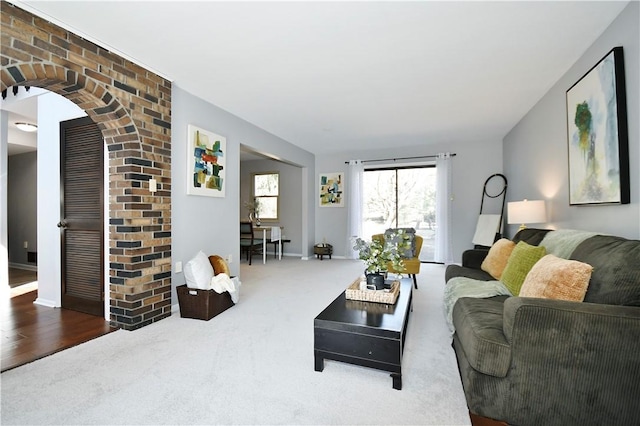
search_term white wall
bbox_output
[315,139,504,262]
[35,93,86,307]
[504,1,639,239]
[240,159,303,256]
[171,85,315,299]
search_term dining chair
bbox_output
[240,221,263,265]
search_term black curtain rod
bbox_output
[344,153,456,164]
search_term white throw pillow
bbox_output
[184,251,214,290]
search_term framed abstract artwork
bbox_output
[566,46,629,205]
[319,172,344,207]
[186,124,226,197]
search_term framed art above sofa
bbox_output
[566,46,630,205]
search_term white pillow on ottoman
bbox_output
[184,250,214,290]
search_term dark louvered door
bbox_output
[60,116,104,316]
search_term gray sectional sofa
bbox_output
[445,228,640,425]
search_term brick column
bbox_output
[1,1,172,330]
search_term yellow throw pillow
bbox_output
[500,241,547,295]
[209,255,230,276]
[481,238,516,280]
[520,254,593,302]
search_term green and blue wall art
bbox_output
[187,124,226,198]
[319,172,344,207]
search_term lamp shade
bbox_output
[507,199,546,225]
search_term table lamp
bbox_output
[507,199,546,231]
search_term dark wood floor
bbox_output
[1,287,117,372]
[8,268,38,288]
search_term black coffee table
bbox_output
[313,278,413,390]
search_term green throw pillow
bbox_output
[501,241,547,295]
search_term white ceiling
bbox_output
[7,1,630,156]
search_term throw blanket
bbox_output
[472,214,502,247]
[270,226,281,242]
[211,273,241,303]
[443,277,512,335]
[540,229,598,259]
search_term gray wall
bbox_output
[504,1,639,239]
[0,112,7,287]
[8,151,37,267]
[315,139,504,262]
[171,85,315,297]
[240,159,303,256]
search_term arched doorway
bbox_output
[1,3,172,330]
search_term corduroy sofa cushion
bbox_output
[571,235,640,306]
[445,264,494,283]
[512,228,552,246]
[452,297,511,377]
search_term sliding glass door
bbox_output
[362,165,437,261]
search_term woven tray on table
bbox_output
[345,277,400,304]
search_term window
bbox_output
[362,165,436,261]
[253,172,279,221]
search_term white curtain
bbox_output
[435,153,454,264]
[345,160,364,259]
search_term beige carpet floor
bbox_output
[0,258,470,425]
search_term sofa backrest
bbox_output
[539,229,598,259]
[512,228,552,246]
[571,235,640,306]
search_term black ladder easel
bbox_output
[475,173,508,248]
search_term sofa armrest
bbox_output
[461,248,489,269]
[503,297,640,343]
[501,297,640,423]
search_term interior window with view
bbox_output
[362,166,436,262]
[253,172,279,221]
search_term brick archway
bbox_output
[6,62,138,143]
[1,2,172,330]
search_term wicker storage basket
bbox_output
[176,284,234,320]
[345,277,400,304]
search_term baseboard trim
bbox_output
[34,298,58,308]
[8,262,38,272]
[308,255,346,260]
[267,252,302,258]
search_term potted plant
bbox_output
[243,199,261,226]
[353,229,411,290]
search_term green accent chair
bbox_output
[372,233,423,289]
